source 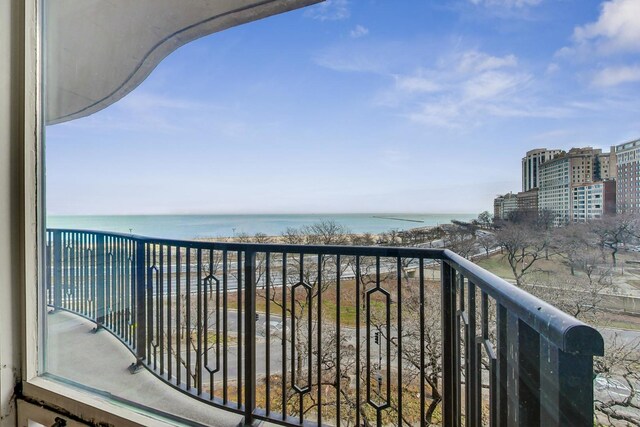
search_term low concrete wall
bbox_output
[599,293,640,316]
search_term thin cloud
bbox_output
[469,0,542,8]
[545,63,559,74]
[530,129,576,142]
[592,65,640,87]
[395,74,442,93]
[350,25,369,38]
[407,101,463,128]
[313,41,406,74]
[314,50,385,73]
[456,51,518,73]
[318,43,571,128]
[397,50,538,127]
[463,70,529,100]
[304,0,350,21]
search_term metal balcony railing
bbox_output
[45,228,604,426]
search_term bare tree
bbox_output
[477,232,497,258]
[443,223,478,259]
[494,223,548,286]
[350,232,376,246]
[524,259,614,324]
[298,220,351,246]
[591,214,640,267]
[553,223,598,275]
[249,221,357,422]
[235,232,273,244]
[594,335,640,426]
[377,229,401,246]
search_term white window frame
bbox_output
[17,2,191,425]
[15,0,323,423]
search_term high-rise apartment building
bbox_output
[596,149,617,181]
[522,148,563,192]
[539,156,571,224]
[615,138,640,214]
[538,147,616,224]
[517,188,539,215]
[494,192,518,220]
[571,181,616,222]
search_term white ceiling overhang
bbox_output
[46,0,322,124]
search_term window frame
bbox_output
[19,1,185,424]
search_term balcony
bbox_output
[45,228,604,426]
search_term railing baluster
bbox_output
[282,253,288,421]
[222,250,228,403]
[196,248,202,395]
[96,234,105,328]
[480,291,490,427]
[45,229,603,427]
[160,245,165,376]
[122,239,126,341]
[336,254,342,427]
[167,245,172,381]
[317,253,322,426]
[506,312,541,425]
[496,303,508,427]
[419,257,425,427]
[46,231,51,306]
[176,247,182,386]
[467,281,479,427]
[558,350,595,426]
[106,237,111,328]
[62,233,67,309]
[81,234,86,316]
[70,233,76,313]
[265,253,271,416]
[441,261,457,427]
[118,238,123,337]
[539,343,595,427]
[455,272,462,427]
[53,231,62,310]
[517,319,541,425]
[244,250,257,425]
[133,239,146,370]
[355,256,361,427]
[396,257,403,427]
[237,250,243,408]
[128,239,133,342]
[91,234,96,321]
[152,245,159,370]
[186,247,192,390]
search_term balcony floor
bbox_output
[46,310,263,427]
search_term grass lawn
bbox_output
[475,254,514,280]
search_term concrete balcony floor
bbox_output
[46,310,259,427]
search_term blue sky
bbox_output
[46,0,640,215]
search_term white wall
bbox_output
[0,0,24,424]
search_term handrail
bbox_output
[444,249,604,356]
[47,228,603,355]
[45,227,603,426]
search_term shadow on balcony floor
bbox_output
[46,310,252,427]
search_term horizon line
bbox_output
[47,211,482,217]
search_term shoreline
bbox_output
[47,213,477,241]
[196,223,441,243]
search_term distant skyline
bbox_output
[46,0,640,215]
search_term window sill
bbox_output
[22,377,181,426]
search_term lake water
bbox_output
[47,213,477,240]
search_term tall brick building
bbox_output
[615,139,640,215]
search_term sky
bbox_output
[45,0,640,215]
